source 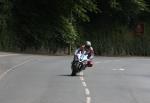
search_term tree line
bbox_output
[0,0,150,55]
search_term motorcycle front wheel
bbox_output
[71,62,77,76]
[71,70,76,76]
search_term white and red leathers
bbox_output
[74,45,94,67]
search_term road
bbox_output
[0,52,150,103]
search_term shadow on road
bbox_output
[58,74,84,77]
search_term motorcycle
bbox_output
[71,51,88,76]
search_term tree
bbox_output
[11,0,98,52]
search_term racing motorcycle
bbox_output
[71,51,88,76]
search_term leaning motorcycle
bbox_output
[71,51,88,76]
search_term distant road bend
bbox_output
[0,52,150,103]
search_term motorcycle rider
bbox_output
[73,41,94,67]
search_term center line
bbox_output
[82,82,87,87]
[79,72,91,103]
[85,88,90,95]
[80,76,85,81]
[86,97,91,103]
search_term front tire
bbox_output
[71,70,76,76]
[71,61,77,76]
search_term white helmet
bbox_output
[85,41,91,47]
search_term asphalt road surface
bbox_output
[0,52,150,103]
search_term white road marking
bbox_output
[0,54,19,57]
[82,82,87,87]
[86,97,91,103]
[119,68,125,71]
[79,72,91,103]
[80,72,84,76]
[85,88,90,95]
[0,58,33,80]
[112,68,125,71]
[80,76,85,81]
